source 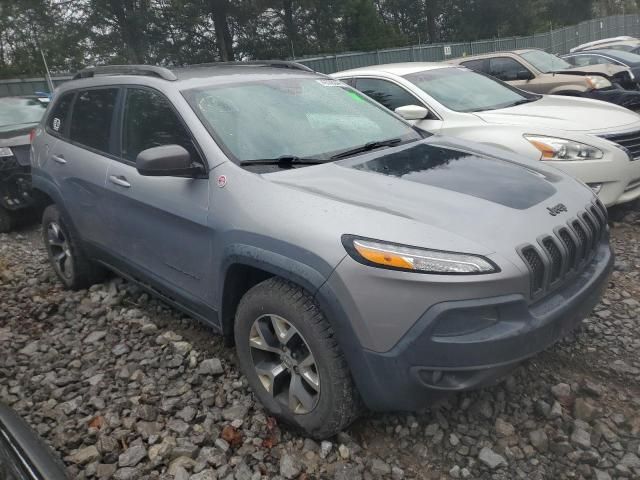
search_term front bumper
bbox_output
[545,147,640,207]
[332,242,612,411]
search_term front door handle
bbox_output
[109,175,131,188]
[52,154,66,164]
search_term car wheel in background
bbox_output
[42,204,105,290]
[234,277,361,439]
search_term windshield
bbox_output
[183,77,420,163]
[520,50,573,72]
[0,97,47,130]
[405,68,535,113]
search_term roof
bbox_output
[333,62,453,77]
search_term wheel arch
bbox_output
[218,245,333,342]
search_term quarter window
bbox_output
[69,89,119,153]
[122,88,201,163]
[47,92,75,137]
[460,59,487,73]
[354,78,422,111]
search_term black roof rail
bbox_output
[73,65,178,81]
[185,60,314,72]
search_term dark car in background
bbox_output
[0,96,47,232]
[0,403,68,479]
[562,49,640,83]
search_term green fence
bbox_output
[297,14,640,73]
[1,13,640,96]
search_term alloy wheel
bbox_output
[249,314,320,414]
[46,222,74,281]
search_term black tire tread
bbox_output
[0,207,14,233]
[237,277,362,439]
[42,205,105,290]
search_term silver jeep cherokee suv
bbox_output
[30,63,613,439]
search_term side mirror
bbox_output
[395,104,430,121]
[516,70,534,81]
[136,145,204,177]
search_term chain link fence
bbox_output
[2,13,640,97]
[296,14,640,73]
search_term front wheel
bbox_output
[234,277,361,439]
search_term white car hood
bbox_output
[473,95,640,133]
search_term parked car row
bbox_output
[334,59,640,207]
[21,60,617,439]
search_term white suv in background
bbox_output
[332,63,640,207]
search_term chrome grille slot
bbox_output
[521,246,545,296]
[558,228,577,272]
[600,129,640,160]
[542,237,562,285]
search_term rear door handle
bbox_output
[52,154,66,164]
[109,175,131,188]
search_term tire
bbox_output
[42,204,105,290]
[234,277,361,439]
[0,207,14,233]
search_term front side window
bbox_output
[123,88,201,163]
[47,92,74,136]
[520,50,573,73]
[69,89,118,153]
[183,78,420,164]
[0,97,47,132]
[354,78,422,111]
[405,67,537,113]
[489,58,529,81]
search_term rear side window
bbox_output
[47,92,75,137]
[122,88,201,163]
[69,88,119,153]
[354,78,422,111]
[460,59,486,72]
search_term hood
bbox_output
[266,138,594,255]
[556,64,628,77]
[472,94,640,132]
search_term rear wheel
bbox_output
[234,277,361,439]
[42,205,105,290]
[0,207,13,233]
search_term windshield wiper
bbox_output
[330,138,404,160]
[239,155,327,168]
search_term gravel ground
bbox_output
[1,201,639,480]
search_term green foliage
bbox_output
[0,0,631,78]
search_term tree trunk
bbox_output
[210,0,234,61]
[283,0,296,57]
[426,0,439,43]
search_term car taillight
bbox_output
[29,129,36,143]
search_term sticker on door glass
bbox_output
[52,118,61,131]
[316,79,344,87]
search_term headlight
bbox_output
[585,75,611,90]
[0,147,13,158]
[524,135,604,161]
[342,236,498,274]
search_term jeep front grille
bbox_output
[519,202,607,298]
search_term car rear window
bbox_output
[69,88,119,153]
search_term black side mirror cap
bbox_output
[136,145,205,177]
